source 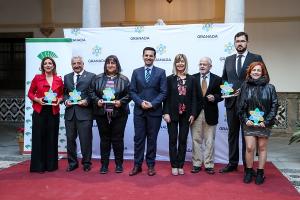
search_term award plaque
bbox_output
[68,89,82,104]
[220,81,235,98]
[102,87,115,103]
[249,108,264,126]
[43,89,57,105]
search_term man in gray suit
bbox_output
[64,56,95,172]
[219,32,263,173]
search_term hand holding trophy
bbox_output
[43,88,58,105]
[220,81,239,98]
[103,88,116,103]
[68,89,82,104]
[249,108,265,126]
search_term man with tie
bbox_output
[129,47,167,176]
[64,56,95,172]
[220,32,264,173]
[191,57,223,175]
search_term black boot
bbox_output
[243,168,253,184]
[255,169,265,185]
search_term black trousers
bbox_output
[65,115,93,167]
[30,106,59,172]
[167,113,190,168]
[95,114,128,166]
[226,106,246,167]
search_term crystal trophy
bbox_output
[102,87,115,103]
[220,81,235,98]
[43,89,58,105]
[68,89,82,104]
[249,108,264,126]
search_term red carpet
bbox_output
[0,160,299,200]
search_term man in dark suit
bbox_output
[64,56,95,172]
[129,47,167,176]
[220,32,264,173]
[191,57,223,175]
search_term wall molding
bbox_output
[1,16,300,29]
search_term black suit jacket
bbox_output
[222,52,263,109]
[63,70,95,121]
[163,74,197,121]
[193,72,223,125]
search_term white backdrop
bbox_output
[64,23,244,163]
[24,23,244,164]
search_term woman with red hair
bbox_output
[237,61,278,185]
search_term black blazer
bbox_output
[193,72,223,125]
[63,70,96,121]
[163,74,197,121]
[222,52,263,109]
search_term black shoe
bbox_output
[191,166,202,173]
[100,165,108,174]
[255,169,265,185]
[147,166,156,176]
[83,164,91,172]
[115,165,123,173]
[244,166,257,177]
[243,168,254,183]
[205,168,215,175]
[129,166,142,176]
[219,164,238,173]
[66,164,78,172]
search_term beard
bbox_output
[236,45,247,53]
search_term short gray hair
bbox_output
[71,56,84,65]
[200,57,212,66]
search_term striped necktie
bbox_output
[145,68,151,83]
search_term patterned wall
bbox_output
[274,99,288,129]
[0,97,24,123]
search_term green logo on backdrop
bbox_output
[37,51,58,60]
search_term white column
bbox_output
[82,0,101,28]
[224,0,245,23]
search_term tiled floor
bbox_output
[0,124,299,192]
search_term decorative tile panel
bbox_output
[0,97,24,123]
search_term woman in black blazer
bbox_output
[163,54,197,176]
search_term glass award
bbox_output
[68,89,82,104]
[249,108,264,126]
[102,87,115,103]
[220,81,235,98]
[43,89,58,105]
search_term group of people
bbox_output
[27,32,278,185]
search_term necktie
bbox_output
[145,68,151,83]
[76,74,80,88]
[201,76,207,96]
[237,54,243,77]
